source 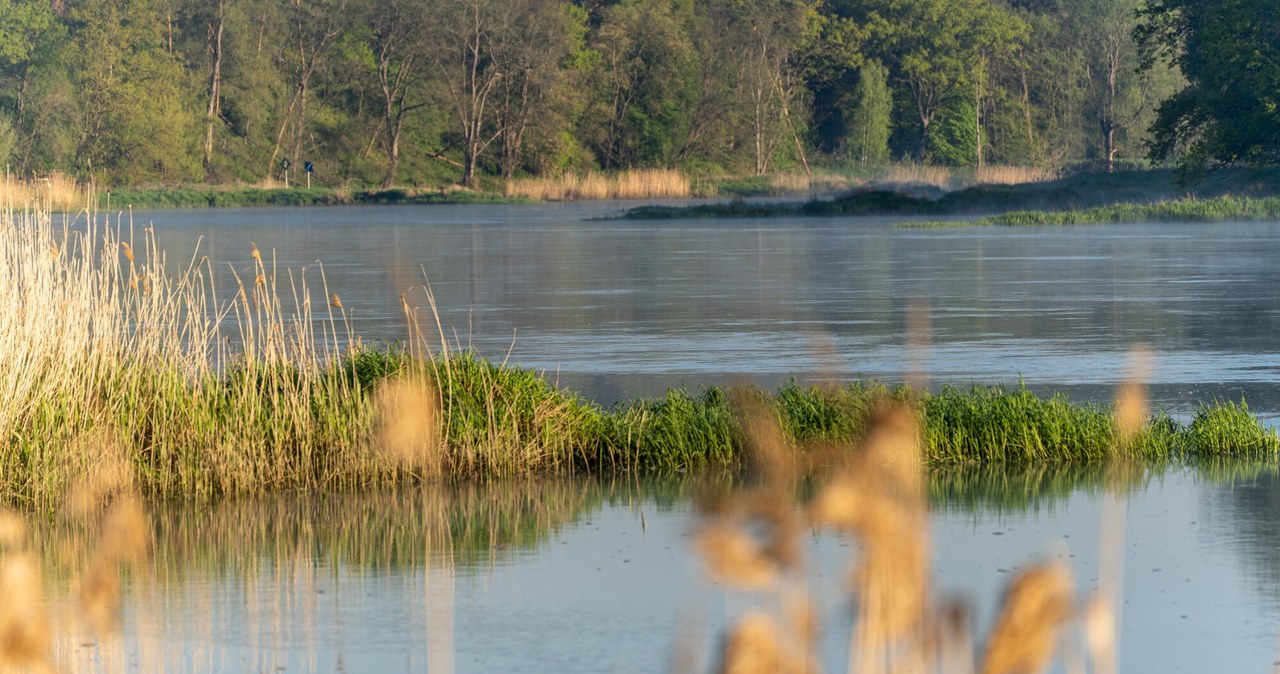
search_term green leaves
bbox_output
[1140,0,1280,172]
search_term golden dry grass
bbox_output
[505,169,692,201]
[876,164,1058,190]
[0,172,91,212]
[974,165,1059,186]
[0,552,52,672]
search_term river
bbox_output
[36,201,1280,672]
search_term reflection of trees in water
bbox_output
[1205,464,1280,606]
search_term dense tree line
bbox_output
[1137,0,1280,177]
[0,0,1198,186]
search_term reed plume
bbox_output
[979,562,1073,674]
[375,374,444,475]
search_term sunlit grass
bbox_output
[505,168,692,200]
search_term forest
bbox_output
[0,0,1266,189]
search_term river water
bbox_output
[36,467,1280,673]
[37,202,1280,672]
[126,202,1280,417]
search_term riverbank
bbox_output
[619,167,1280,220]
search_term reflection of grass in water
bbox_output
[26,479,607,582]
[928,457,1280,515]
[927,462,1116,515]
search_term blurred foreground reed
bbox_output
[694,376,1158,674]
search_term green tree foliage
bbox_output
[63,0,200,182]
[585,0,698,169]
[1138,0,1280,172]
[847,0,1027,162]
[844,60,892,165]
[0,0,1242,187]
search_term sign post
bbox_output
[304,161,314,189]
[281,158,292,188]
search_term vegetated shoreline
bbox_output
[897,195,1280,228]
[618,167,1280,221]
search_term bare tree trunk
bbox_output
[976,82,983,169]
[204,0,226,175]
[1020,65,1035,159]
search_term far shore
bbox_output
[618,167,1280,222]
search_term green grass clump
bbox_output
[922,386,1119,463]
[602,388,739,472]
[921,386,1190,463]
[1185,400,1280,458]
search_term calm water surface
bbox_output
[126,203,1280,418]
[61,201,1280,671]
[37,468,1280,673]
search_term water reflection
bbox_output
[1205,467,1280,613]
[0,463,1273,672]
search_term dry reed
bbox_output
[979,562,1074,674]
[505,169,692,201]
[875,164,1057,191]
[973,165,1059,186]
[0,172,90,212]
[374,374,444,475]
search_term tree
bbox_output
[266,0,349,181]
[845,60,892,165]
[854,0,1026,163]
[63,0,200,182]
[712,0,818,175]
[587,0,697,169]
[1138,0,1280,172]
[364,0,430,187]
[1072,0,1171,172]
[0,0,58,170]
[491,2,583,178]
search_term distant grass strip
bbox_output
[898,195,1280,228]
[102,186,530,209]
[620,168,1280,221]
